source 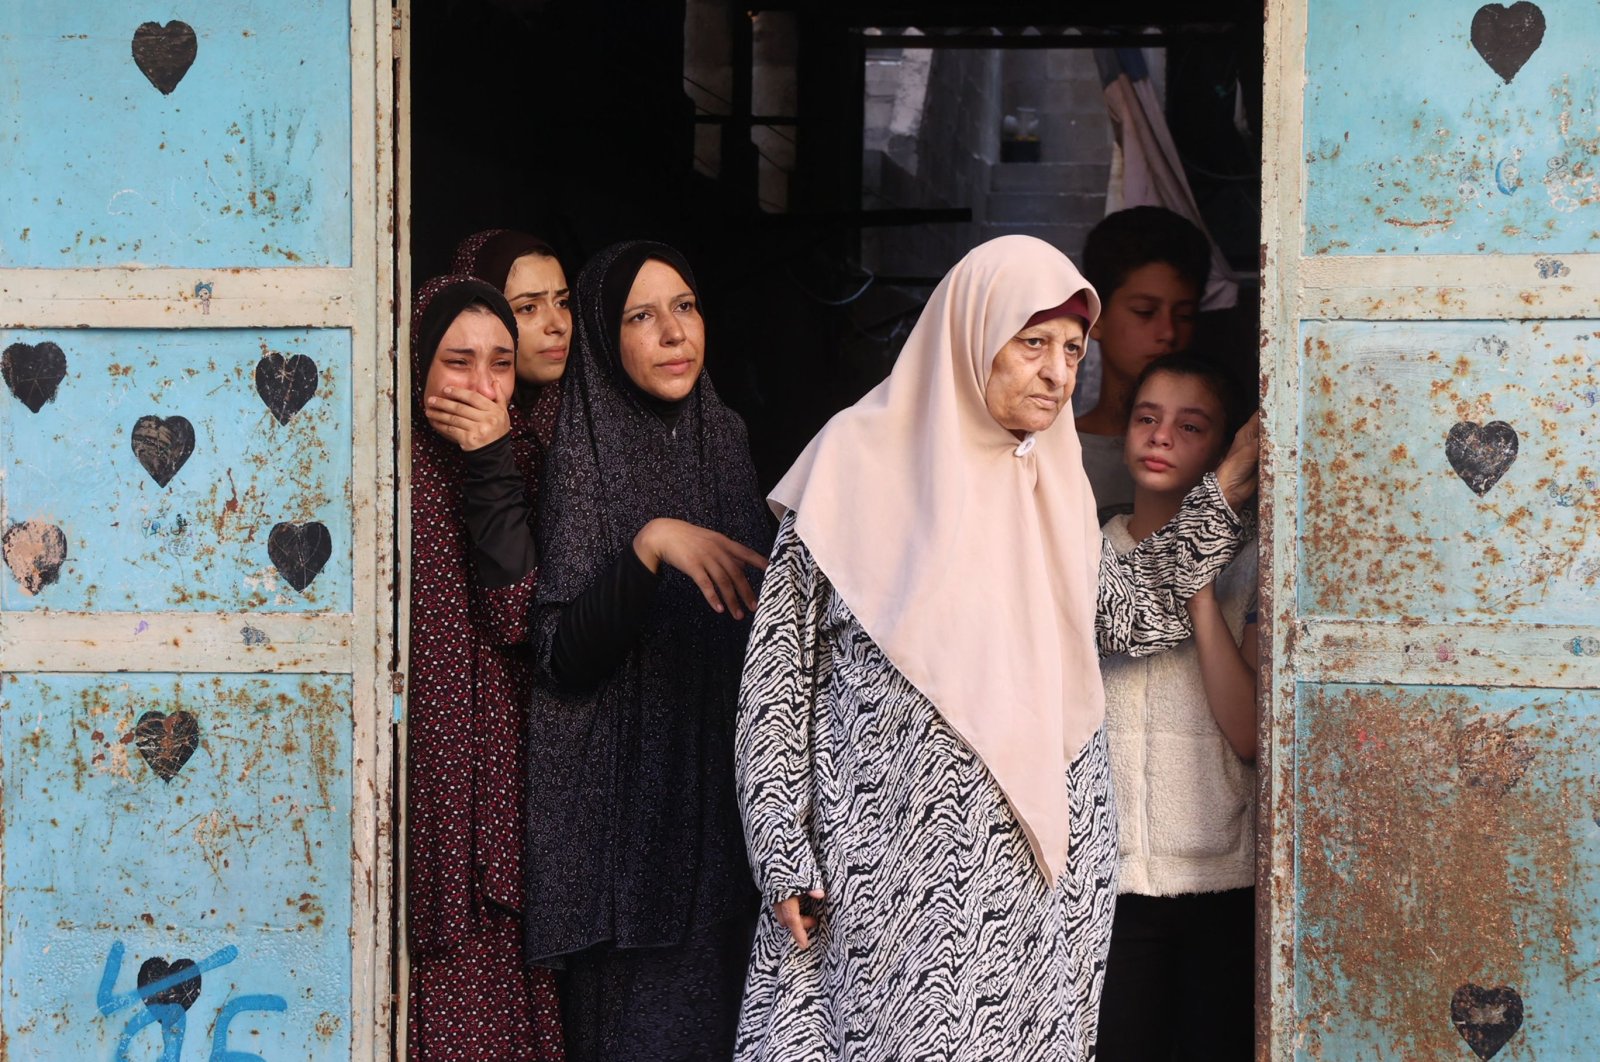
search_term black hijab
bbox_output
[523,240,772,961]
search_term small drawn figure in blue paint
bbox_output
[1494,156,1520,196]
[96,939,287,1062]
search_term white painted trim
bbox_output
[0,611,355,672]
[1299,254,1600,320]
[1259,0,1309,1056]
[368,2,403,1058]
[346,2,395,1058]
[393,0,415,1053]
[1294,619,1600,689]
[0,268,358,328]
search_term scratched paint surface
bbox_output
[0,672,351,1060]
[1293,683,1600,1059]
[1297,319,1600,624]
[0,2,351,267]
[1,328,352,612]
[1304,1,1600,255]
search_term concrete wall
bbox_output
[862,45,1116,278]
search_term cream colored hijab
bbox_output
[770,235,1104,885]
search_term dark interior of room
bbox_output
[410,0,1265,486]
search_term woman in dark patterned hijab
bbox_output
[407,275,564,1061]
[524,241,773,1060]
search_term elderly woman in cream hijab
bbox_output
[733,235,1258,1060]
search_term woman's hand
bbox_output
[774,888,826,949]
[1215,411,1260,511]
[424,382,512,451]
[633,518,769,619]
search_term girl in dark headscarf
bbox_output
[527,240,774,1059]
[407,275,564,1061]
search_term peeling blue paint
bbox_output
[1,672,352,1059]
[1,327,353,612]
[0,4,353,268]
[1305,1,1600,255]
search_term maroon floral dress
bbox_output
[408,275,564,1061]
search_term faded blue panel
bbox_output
[1,673,352,1061]
[0,329,352,612]
[0,3,351,267]
[1297,319,1600,623]
[1304,0,1600,255]
[1293,683,1600,1059]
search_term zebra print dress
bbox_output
[735,476,1249,1061]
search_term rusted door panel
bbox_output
[1303,2,1600,256]
[0,328,352,613]
[1,673,352,1059]
[1264,1,1600,1057]
[1292,683,1600,1059]
[0,4,353,269]
[1298,319,1600,624]
[0,3,393,1059]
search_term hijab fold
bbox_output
[769,235,1104,885]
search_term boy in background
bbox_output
[1075,206,1211,524]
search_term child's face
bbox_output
[1123,371,1228,496]
[1091,262,1201,385]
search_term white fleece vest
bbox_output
[1101,515,1257,897]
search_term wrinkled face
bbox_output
[1123,370,1228,495]
[503,253,571,386]
[618,258,705,402]
[422,307,515,436]
[1091,262,1201,385]
[982,315,1087,438]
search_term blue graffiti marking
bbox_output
[97,941,239,1015]
[210,995,290,1062]
[1534,256,1570,279]
[1495,156,1520,195]
[115,1003,185,1062]
[1569,636,1600,657]
[96,940,287,1060]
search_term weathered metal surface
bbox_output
[1293,682,1600,1059]
[1,328,352,613]
[0,4,353,269]
[1298,319,1600,624]
[1266,2,1600,1056]
[1304,0,1600,256]
[0,672,352,1059]
[1,3,395,1057]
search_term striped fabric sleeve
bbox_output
[736,511,826,907]
[1096,472,1252,659]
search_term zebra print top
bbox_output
[732,474,1250,1059]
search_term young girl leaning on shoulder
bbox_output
[1096,353,1258,1062]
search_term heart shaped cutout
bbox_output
[3,520,68,596]
[2,341,68,413]
[1451,983,1523,1059]
[131,415,195,488]
[255,352,319,425]
[268,521,332,592]
[1446,421,1518,495]
[133,710,199,783]
[131,21,197,96]
[1471,3,1545,84]
[137,956,202,1011]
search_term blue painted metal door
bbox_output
[0,4,396,1059]
[1263,1,1600,1058]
